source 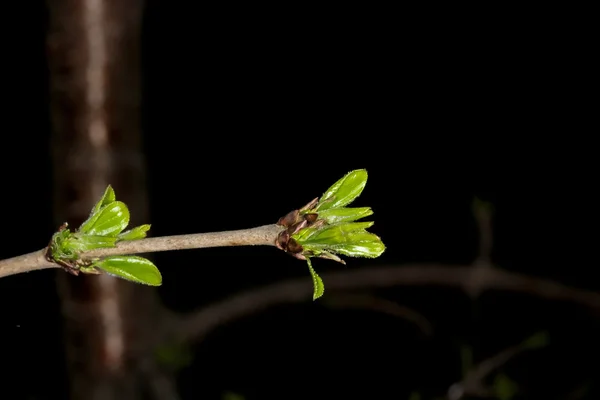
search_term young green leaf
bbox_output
[49,228,76,260]
[79,185,117,232]
[65,234,118,252]
[81,201,130,237]
[93,256,162,286]
[315,169,368,211]
[300,221,375,245]
[92,185,116,215]
[317,207,373,224]
[324,231,385,258]
[306,258,324,300]
[118,224,151,241]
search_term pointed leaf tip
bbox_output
[82,201,130,237]
[118,224,151,241]
[316,169,368,211]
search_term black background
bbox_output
[0,2,595,399]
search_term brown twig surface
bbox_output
[0,224,283,278]
[0,249,58,278]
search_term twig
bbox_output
[172,264,600,343]
[0,249,58,278]
[448,344,522,399]
[448,332,549,399]
[323,293,434,336]
[0,224,283,278]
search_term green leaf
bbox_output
[302,229,385,258]
[326,236,385,258]
[306,258,324,300]
[81,201,130,237]
[65,234,118,252]
[93,256,162,286]
[49,228,75,259]
[92,185,116,214]
[315,169,368,211]
[118,224,151,241]
[300,222,375,244]
[317,207,373,223]
[79,185,116,232]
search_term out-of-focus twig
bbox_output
[322,293,434,336]
[172,264,600,343]
[447,332,549,399]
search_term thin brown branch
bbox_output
[0,224,283,278]
[84,224,283,257]
[173,264,600,343]
[0,249,59,278]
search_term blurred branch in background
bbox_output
[322,293,434,337]
[171,262,600,345]
[448,331,549,399]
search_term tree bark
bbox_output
[47,1,162,399]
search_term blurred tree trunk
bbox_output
[47,1,163,399]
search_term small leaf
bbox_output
[315,169,368,211]
[327,231,385,258]
[65,234,118,252]
[300,222,375,245]
[92,185,116,215]
[302,229,385,258]
[118,224,151,241]
[94,256,162,286]
[82,201,130,237]
[79,185,116,232]
[306,258,324,300]
[49,228,75,259]
[318,207,373,223]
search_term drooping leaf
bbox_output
[93,256,162,286]
[315,169,368,211]
[118,224,151,241]
[81,201,130,237]
[317,207,373,224]
[79,185,116,232]
[306,258,324,300]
